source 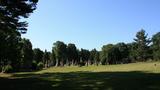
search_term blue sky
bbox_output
[22,0,160,51]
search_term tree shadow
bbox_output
[0,71,160,90]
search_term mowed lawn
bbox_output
[0,62,160,90]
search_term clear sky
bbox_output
[22,0,160,51]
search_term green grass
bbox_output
[0,62,160,90]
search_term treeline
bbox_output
[24,30,160,68]
[1,0,160,73]
[1,29,160,73]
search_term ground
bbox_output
[0,62,160,90]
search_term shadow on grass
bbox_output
[0,71,160,90]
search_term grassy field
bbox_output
[0,62,160,90]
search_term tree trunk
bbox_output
[66,59,69,66]
[60,59,64,67]
[72,59,74,66]
[86,61,88,66]
[55,59,59,67]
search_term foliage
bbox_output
[50,50,56,66]
[134,29,150,61]
[100,44,113,65]
[0,0,38,72]
[115,43,130,63]
[127,42,138,62]
[0,0,38,33]
[2,65,13,73]
[31,61,38,70]
[20,38,33,70]
[33,48,44,63]
[67,43,78,65]
[90,49,100,65]
[43,50,51,68]
[80,49,90,66]
[53,41,67,66]
[37,62,44,70]
[107,46,121,64]
[152,32,160,60]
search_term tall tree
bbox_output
[115,43,130,63]
[67,43,78,65]
[0,31,21,72]
[43,50,50,68]
[20,38,33,70]
[90,49,96,64]
[90,49,100,65]
[127,42,138,62]
[94,50,100,65]
[80,49,90,66]
[76,49,81,66]
[152,32,160,60]
[53,41,67,66]
[0,0,38,72]
[100,44,113,65]
[33,48,44,64]
[134,29,150,61]
[50,50,56,66]
[107,46,121,64]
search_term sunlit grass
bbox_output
[0,73,12,77]
[1,61,160,77]
[37,61,160,74]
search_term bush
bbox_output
[2,65,13,73]
[37,62,44,70]
[32,61,37,70]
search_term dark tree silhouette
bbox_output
[134,29,150,61]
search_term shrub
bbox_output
[37,62,44,70]
[32,61,37,70]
